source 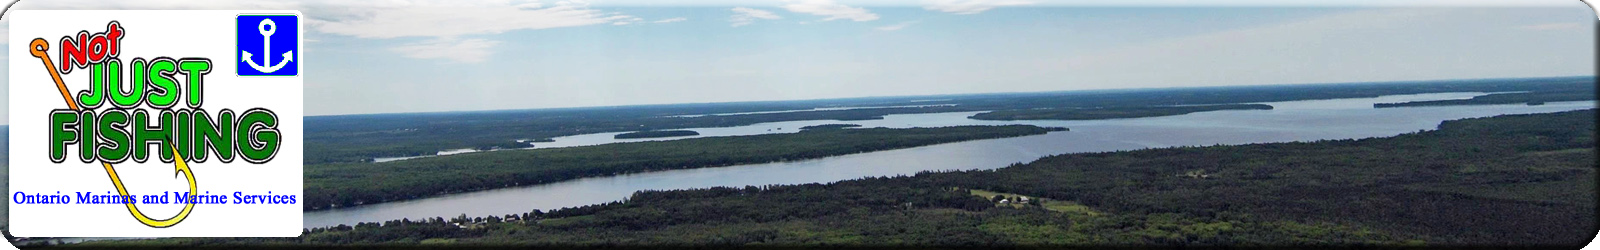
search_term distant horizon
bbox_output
[0,75,1585,125]
[297,75,1594,119]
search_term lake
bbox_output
[307,92,1594,228]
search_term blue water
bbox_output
[306,92,1594,228]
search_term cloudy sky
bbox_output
[0,0,1593,122]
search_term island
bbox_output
[614,130,701,139]
[1374,91,1595,108]
[303,77,1590,164]
[799,124,862,130]
[969,104,1274,121]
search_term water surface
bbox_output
[308,92,1593,228]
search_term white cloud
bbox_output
[653,17,688,24]
[781,0,879,22]
[1519,22,1586,31]
[730,7,782,27]
[922,0,1034,14]
[306,1,632,62]
[1046,9,1593,89]
[388,38,501,63]
[312,1,629,39]
[0,20,9,45]
[875,21,918,31]
[613,16,645,25]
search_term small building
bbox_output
[999,199,1010,204]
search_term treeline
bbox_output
[1374,91,1596,108]
[94,179,1402,247]
[0,126,8,163]
[303,76,1595,164]
[969,104,1273,121]
[302,125,1058,210]
[100,110,1597,247]
[614,130,700,139]
[799,124,862,130]
[303,106,968,164]
[919,109,1596,245]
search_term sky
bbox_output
[0,0,1594,123]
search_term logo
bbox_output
[238,15,298,76]
[9,10,304,237]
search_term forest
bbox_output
[88,109,1596,247]
[968,104,1273,121]
[798,124,862,130]
[613,130,701,139]
[1374,90,1596,108]
[301,125,1058,210]
[302,76,1594,164]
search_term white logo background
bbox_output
[8,10,304,237]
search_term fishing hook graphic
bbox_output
[29,38,198,228]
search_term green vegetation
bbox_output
[99,109,1596,247]
[302,125,1059,210]
[799,124,862,130]
[613,130,700,139]
[1375,91,1596,108]
[969,189,1100,216]
[969,104,1274,121]
[304,77,1593,164]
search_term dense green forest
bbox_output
[302,125,1058,210]
[0,126,8,163]
[303,77,1594,164]
[969,104,1273,121]
[1374,91,1596,108]
[94,109,1597,247]
[799,124,862,130]
[614,130,701,139]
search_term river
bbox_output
[306,92,1594,228]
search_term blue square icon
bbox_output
[238,15,298,76]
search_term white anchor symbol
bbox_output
[241,18,294,73]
